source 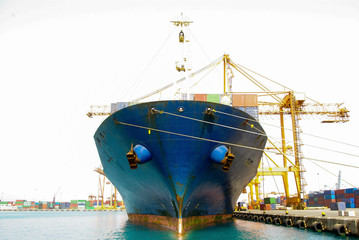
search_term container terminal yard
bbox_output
[0,199,124,211]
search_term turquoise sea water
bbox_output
[0,211,356,240]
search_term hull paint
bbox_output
[128,213,233,232]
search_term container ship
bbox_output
[93,15,267,232]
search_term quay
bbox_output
[0,208,123,212]
[233,208,359,236]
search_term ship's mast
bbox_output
[171,13,193,73]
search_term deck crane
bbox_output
[87,54,350,210]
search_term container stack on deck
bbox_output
[112,93,259,119]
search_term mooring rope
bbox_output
[152,109,266,137]
[112,118,359,169]
[155,109,359,158]
[113,119,264,152]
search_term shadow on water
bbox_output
[106,219,178,240]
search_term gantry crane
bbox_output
[94,167,118,209]
[51,187,61,209]
[87,54,349,210]
[227,57,349,209]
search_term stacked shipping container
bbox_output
[307,188,358,209]
[355,190,359,208]
[260,197,277,210]
[0,200,123,210]
[111,94,259,119]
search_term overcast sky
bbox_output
[1,0,359,202]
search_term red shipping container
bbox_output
[260,204,271,210]
[335,189,345,195]
[232,94,258,107]
[355,199,359,208]
[194,94,207,102]
[232,94,245,107]
[345,193,355,198]
[70,204,78,209]
[324,199,335,208]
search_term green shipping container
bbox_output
[70,200,78,204]
[264,197,276,204]
[206,94,220,103]
[0,202,8,204]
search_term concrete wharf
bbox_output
[233,208,359,236]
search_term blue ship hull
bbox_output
[94,100,267,232]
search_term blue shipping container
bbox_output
[344,188,357,194]
[324,190,335,195]
[346,202,355,208]
[336,194,345,199]
[324,195,335,200]
[340,198,354,203]
[315,193,324,198]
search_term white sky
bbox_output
[1,0,359,202]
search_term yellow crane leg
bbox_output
[280,107,290,200]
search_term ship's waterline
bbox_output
[128,213,233,232]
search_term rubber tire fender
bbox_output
[274,217,282,225]
[312,221,324,232]
[284,218,293,227]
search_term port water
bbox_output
[0,211,355,240]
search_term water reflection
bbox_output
[107,217,354,240]
[1,211,350,240]
[106,219,178,240]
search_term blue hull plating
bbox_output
[94,100,267,229]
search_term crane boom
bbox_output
[88,54,351,210]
